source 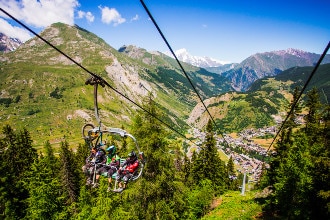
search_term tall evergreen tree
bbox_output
[265,87,302,187]
[273,133,313,218]
[25,141,63,219]
[182,153,192,186]
[75,142,90,185]
[262,89,329,219]
[306,91,329,219]
[304,87,322,143]
[227,156,235,178]
[58,141,79,215]
[191,120,227,194]
[125,94,189,219]
[227,156,239,190]
[278,87,302,156]
[0,125,37,219]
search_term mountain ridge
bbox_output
[222,49,330,91]
[0,23,232,146]
[164,48,230,68]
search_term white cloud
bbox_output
[77,10,95,23]
[85,12,94,23]
[77,10,85,19]
[98,6,126,26]
[131,14,139,22]
[0,0,79,27]
[0,18,31,42]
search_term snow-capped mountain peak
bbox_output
[164,48,230,68]
[272,48,309,57]
[0,33,23,52]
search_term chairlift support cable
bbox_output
[139,0,230,147]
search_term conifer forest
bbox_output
[0,87,329,219]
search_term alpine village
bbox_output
[0,23,329,219]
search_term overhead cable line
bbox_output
[256,41,330,170]
[0,7,197,146]
[139,0,223,133]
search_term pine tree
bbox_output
[278,87,302,156]
[0,125,37,219]
[191,120,227,194]
[304,87,322,143]
[182,153,192,185]
[75,142,90,185]
[263,89,330,219]
[308,97,329,219]
[227,155,235,177]
[124,94,189,219]
[44,140,60,176]
[25,141,63,219]
[58,141,79,212]
[227,156,239,190]
[273,133,313,218]
[265,87,302,187]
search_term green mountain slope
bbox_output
[0,23,232,147]
[188,87,290,133]
[118,44,233,99]
[188,63,330,132]
[250,63,330,103]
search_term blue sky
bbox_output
[0,0,329,63]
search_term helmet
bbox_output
[128,151,136,158]
[106,145,116,155]
[128,151,136,157]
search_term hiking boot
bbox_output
[92,183,99,188]
[86,179,92,186]
[115,187,124,193]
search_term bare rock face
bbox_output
[0,33,23,52]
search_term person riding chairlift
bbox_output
[83,147,106,186]
[116,151,139,191]
[92,145,121,191]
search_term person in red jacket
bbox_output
[117,151,139,190]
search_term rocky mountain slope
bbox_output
[222,49,330,91]
[0,33,22,52]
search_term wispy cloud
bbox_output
[98,6,126,26]
[130,14,139,22]
[77,10,95,23]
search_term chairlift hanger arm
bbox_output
[85,76,106,127]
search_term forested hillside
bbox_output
[0,87,329,219]
[0,95,231,219]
